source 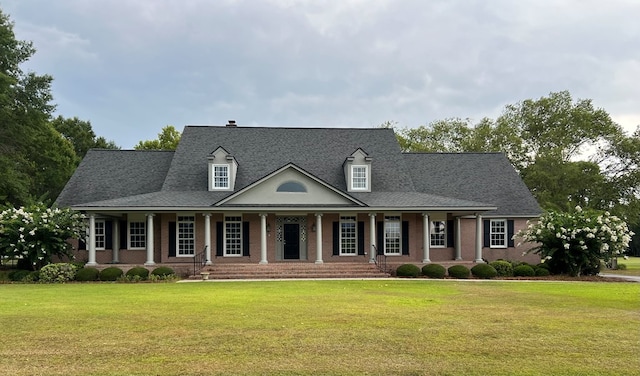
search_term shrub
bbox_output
[536,262,550,270]
[535,267,550,276]
[447,265,470,279]
[396,264,421,278]
[76,267,100,281]
[617,263,627,270]
[513,264,535,277]
[471,264,498,279]
[151,266,175,277]
[39,263,78,283]
[8,269,30,282]
[422,264,446,279]
[100,267,123,281]
[489,260,513,277]
[126,267,149,280]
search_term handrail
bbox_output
[372,245,388,274]
[193,245,208,275]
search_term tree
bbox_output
[135,125,181,150]
[0,9,78,206]
[0,203,86,270]
[517,206,633,276]
[52,115,119,161]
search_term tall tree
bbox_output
[135,125,181,150]
[52,115,119,161]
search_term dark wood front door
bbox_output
[283,223,300,259]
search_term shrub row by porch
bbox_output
[396,262,554,279]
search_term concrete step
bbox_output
[190,262,390,280]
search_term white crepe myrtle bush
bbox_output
[39,263,79,283]
[0,203,86,270]
[517,206,633,276]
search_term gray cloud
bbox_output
[4,0,639,148]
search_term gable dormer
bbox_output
[207,147,238,191]
[344,148,372,192]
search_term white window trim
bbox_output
[490,219,508,249]
[224,215,243,257]
[351,165,368,191]
[212,164,230,190]
[176,214,196,257]
[128,215,146,250]
[95,219,106,250]
[430,221,446,248]
[383,215,401,256]
[339,215,357,256]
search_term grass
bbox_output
[605,256,640,276]
[0,280,639,376]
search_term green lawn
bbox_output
[1,280,639,376]
[605,256,640,276]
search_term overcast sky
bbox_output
[3,0,639,149]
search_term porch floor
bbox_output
[192,262,392,280]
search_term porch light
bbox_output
[311,223,316,232]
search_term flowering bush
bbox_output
[517,206,634,276]
[39,263,79,283]
[0,203,86,270]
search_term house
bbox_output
[55,124,542,274]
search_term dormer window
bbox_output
[208,147,237,191]
[213,165,229,189]
[344,148,372,192]
[351,166,368,190]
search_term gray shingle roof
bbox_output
[55,149,174,207]
[56,126,540,216]
[402,153,542,216]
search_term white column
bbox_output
[112,219,120,263]
[204,213,212,265]
[144,213,156,266]
[475,213,483,263]
[87,213,97,266]
[315,213,323,264]
[422,213,431,263]
[369,213,376,263]
[455,217,462,260]
[259,213,268,264]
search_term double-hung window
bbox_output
[129,220,146,249]
[490,219,507,248]
[224,216,242,256]
[213,165,229,189]
[430,221,446,247]
[95,220,106,250]
[177,215,195,256]
[340,216,357,255]
[384,216,401,255]
[351,166,368,190]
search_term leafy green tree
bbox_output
[135,125,181,150]
[517,206,633,276]
[0,203,86,270]
[0,9,78,206]
[52,115,119,161]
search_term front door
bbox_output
[283,223,300,259]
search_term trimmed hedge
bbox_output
[447,265,470,279]
[126,267,149,280]
[396,264,421,278]
[489,260,513,277]
[100,267,124,281]
[535,267,550,276]
[151,266,175,276]
[76,267,100,281]
[8,269,30,282]
[422,264,446,279]
[513,264,536,277]
[471,263,498,279]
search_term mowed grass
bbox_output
[606,256,640,276]
[1,280,639,376]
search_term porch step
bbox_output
[192,262,391,280]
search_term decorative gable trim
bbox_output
[214,163,367,207]
[208,146,238,191]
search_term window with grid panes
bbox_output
[225,216,242,256]
[129,221,146,249]
[384,216,401,255]
[340,216,357,255]
[177,215,195,256]
[490,219,507,248]
[430,221,446,247]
